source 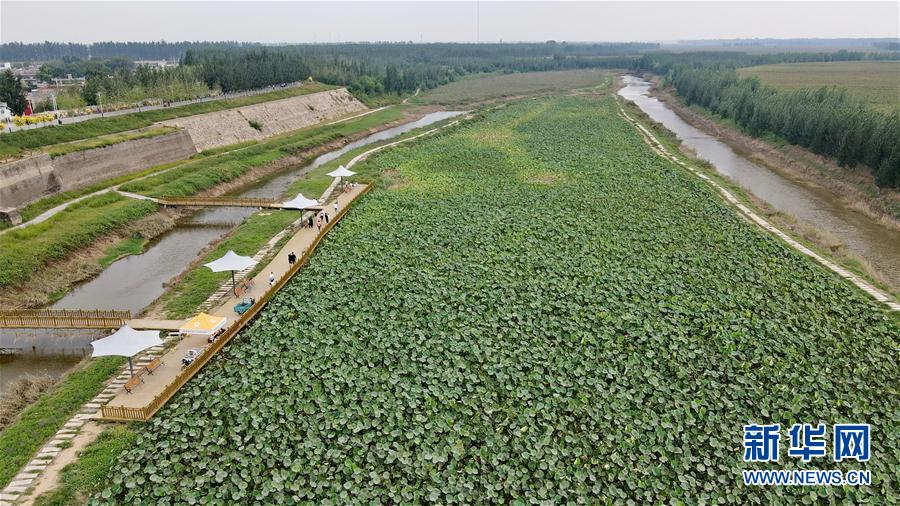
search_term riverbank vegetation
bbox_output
[120,106,406,198]
[737,61,900,114]
[43,126,176,158]
[34,425,137,506]
[0,357,123,489]
[0,83,332,160]
[99,96,898,503]
[0,192,158,289]
[637,54,900,188]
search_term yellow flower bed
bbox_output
[12,113,55,126]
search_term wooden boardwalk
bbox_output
[100,184,371,421]
[0,309,131,329]
[158,196,323,210]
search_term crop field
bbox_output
[738,61,900,113]
[99,96,898,503]
[413,69,612,105]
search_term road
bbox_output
[3,81,305,133]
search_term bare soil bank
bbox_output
[2,110,430,311]
[649,80,900,228]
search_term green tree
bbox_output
[0,70,27,115]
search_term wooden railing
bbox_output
[0,309,131,328]
[100,185,372,422]
[158,196,314,209]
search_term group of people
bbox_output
[307,209,331,232]
[342,181,358,192]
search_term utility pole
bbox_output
[98,91,104,118]
[476,0,480,43]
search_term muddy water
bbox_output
[619,75,900,284]
[1,111,464,391]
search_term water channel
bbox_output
[618,75,900,285]
[0,110,465,393]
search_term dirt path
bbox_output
[21,422,104,505]
[617,100,900,312]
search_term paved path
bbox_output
[126,319,184,331]
[617,101,900,312]
[3,82,306,133]
[0,106,384,236]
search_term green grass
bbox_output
[0,192,158,288]
[157,210,300,318]
[0,357,124,489]
[15,158,185,224]
[0,83,334,160]
[121,106,406,198]
[44,126,177,158]
[98,235,147,267]
[34,425,138,506]
[738,61,900,114]
[413,69,612,105]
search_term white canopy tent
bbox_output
[204,250,257,295]
[326,165,356,178]
[281,193,321,210]
[91,325,163,376]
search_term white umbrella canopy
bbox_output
[281,193,321,210]
[326,165,356,178]
[204,250,257,273]
[204,250,257,295]
[91,325,163,376]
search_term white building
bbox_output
[0,102,11,122]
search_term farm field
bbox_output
[738,61,900,113]
[99,95,898,503]
[412,69,612,105]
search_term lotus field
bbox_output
[100,96,898,503]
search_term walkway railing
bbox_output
[157,196,324,210]
[158,196,282,208]
[100,184,371,422]
[0,309,131,328]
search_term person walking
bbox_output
[307,216,313,229]
[333,201,339,214]
[288,252,296,265]
[324,212,330,224]
[269,272,275,287]
[316,215,322,232]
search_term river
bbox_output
[618,75,900,285]
[0,111,465,393]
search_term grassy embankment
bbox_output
[738,61,900,114]
[43,126,177,159]
[0,357,123,489]
[0,106,407,305]
[97,95,898,503]
[0,192,159,289]
[412,69,612,105]
[34,425,138,506]
[0,83,333,160]
[15,141,262,225]
[120,106,407,198]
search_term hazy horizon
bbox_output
[2,1,898,44]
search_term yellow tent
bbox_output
[179,313,227,335]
